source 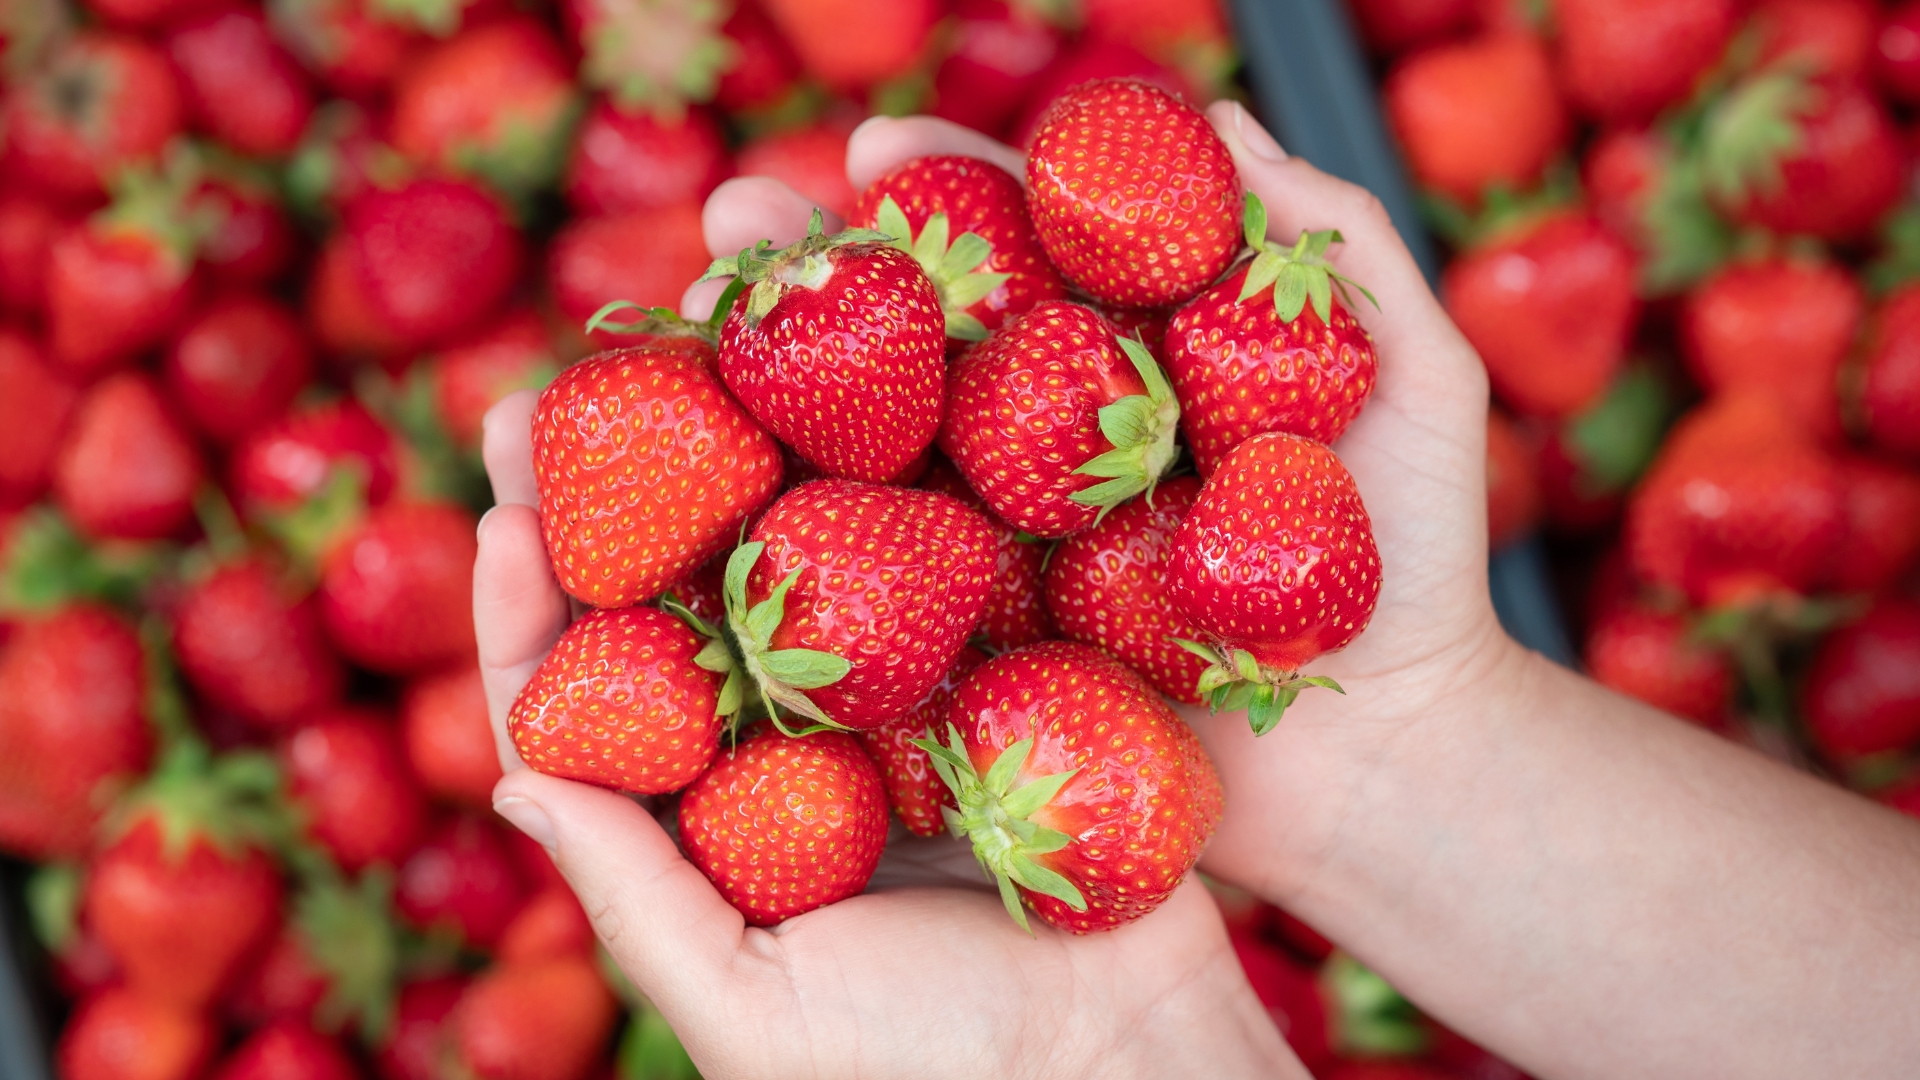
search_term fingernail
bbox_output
[494,795,556,851]
[1233,103,1288,162]
[475,505,497,542]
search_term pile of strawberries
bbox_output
[1367,0,1920,804]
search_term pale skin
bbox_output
[475,104,1920,1079]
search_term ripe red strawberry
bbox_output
[855,645,987,836]
[1168,197,1380,476]
[1441,210,1638,419]
[402,661,503,808]
[729,479,996,728]
[0,605,153,860]
[706,213,947,483]
[192,172,298,288]
[0,330,78,508]
[1861,283,1920,462]
[395,813,529,948]
[1347,0,1475,55]
[1026,78,1240,308]
[1581,125,1669,256]
[1230,929,1333,1070]
[1706,75,1906,243]
[1081,0,1229,84]
[46,207,199,379]
[1883,776,1920,820]
[1625,394,1844,608]
[1383,32,1568,204]
[82,0,222,30]
[428,310,557,449]
[223,923,327,1029]
[174,557,344,731]
[509,606,727,794]
[941,300,1182,537]
[267,0,423,100]
[1680,255,1861,441]
[1802,601,1920,759]
[549,204,714,332]
[1753,0,1875,77]
[929,0,1063,138]
[1044,478,1209,704]
[377,976,468,1080]
[1585,604,1732,728]
[496,887,596,965]
[1010,39,1197,148]
[850,154,1067,339]
[230,397,400,518]
[665,551,729,627]
[211,1021,358,1080]
[533,343,783,609]
[759,0,938,92]
[164,294,314,447]
[564,0,733,113]
[318,501,478,675]
[87,746,287,1010]
[53,372,205,542]
[1534,365,1669,535]
[917,640,1223,932]
[736,122,857,219]
[1552,0,1735,125]
[678,725,888,925]
[57,987,217,1080]
[451,954,619,1080]
[0,191,75,315]
[1878,1,1920,104]
[919,460,1053,650]
[342,178,522,351]
[390,19,580,201]
[713,0,803,111]
[1486,409,1541,550]
[284,706,430,871]
[564,100,732,216]
[1167,433,1382,733]
[165,6,315,158]
[2,33,182,200]
[1824,454,1920,594]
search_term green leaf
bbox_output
[1067,474,1149,509]
[1114,334,1173,402]
[1022,825,1073,855]
[1195,665,1237,695]
[982,737,1033,797]
[1000,768,1076,820]
[829,228,893,245]
[945,310,990,341]
[1242,191,1268,250]
[755,648,850,689]
[743,567,803,645]
[912,212,951,269]
[941,268,1011,312]
[1240,250,1284,302]
[714,669,744,720]
[691,637,734,674]
[875,196,914,253]
[942,231,994,278]
[1565,366,1671,490]
[697,254,743,284]
[1073,444,1144,480]
[1273,263,1310,323]
[1095,395,1156,449]
[1305,267,1334,324]
[996,872,1033,933]
[1247,685,1286,736]
[1231,649,1265,682]
[619,1004,701,1080]
[1700,69,1812,204]
[708,275,747,333]
[25,863,80,952]
[723,542,763,625]
[1290,675,1346,694]
[1007,853,1087,911]
[1171,637,1223,665]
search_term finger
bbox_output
[702,176,842,257]
[845,115,1025,189]
[481,389,539,508]
[474,504,569,770]
[680,277,733,324]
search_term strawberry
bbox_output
[1081,0,1231,91]
[713,0,803,112]
[2,33,182,200]
[0,191,74,316]
[533,343,783,609]
[1167,433,1382,733]
[1230,929,1332,1069]
[1087,299,1171,361]
[1044,478,1209,704]
[1624,394,1844,608]
[1581,125,1668,256]
[82,0,222,30]
[1534,365,1669,534]
[165,6,316,158]
[390,19,581,202]
[929,0,1063,138]
[759,0,938,92]
[548,204,714,333]
[705,212,947,483]
[1584,603,1732,728]
[267,0,423,100]
[1010,39,1197,148]
[211,1021,359,1080]
[854,645,987,837]
[428,310,558,449]
[1860,283,1920,462]
[508,606,727,794]
[941,300,1181,537]
[1441,210,1638,419]
[227,872,400,1035]
[192,172,299,288]
[57,987,217,1080]
[451,954,619,1080]
[735,122,858,219]
[377,976,468,1080]
[53,372,205,542]
[173,557,344,731]
[342,177,522,352]
[564,100,732,216]
[1752,0,1875,78]
[564,0,733,114]
[1883,778,1920,821]
[395,813,529,949]
[677,725,888,925]
[496,887,596,965]
[1486,408,1541,550]
[728,479,996,728]
[230,398,400,518]
[1680,255,1861,441]
[1167,196,1380,475]
[919,459,1053,650]
[0,605,154,860]
[1802,601,1920,759]
[164,294,314,447]
[916,640,1223,932]
[665,551,729,628]
[318,501,478,675]
[1877,1,1920,104]
[1552,0,1736,125]
[1383,32,1569,205]
[87,743,287,1010]
[1824,454,1920,595]
[1347,0,1475,55]
[0,330,79,508]
[224,924,328,1029]
[284,706,430,871]
[850,154,1068,339]
[402,661,502,808]
[1026,78,1241,308]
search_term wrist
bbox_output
[1103,952,1307,1080]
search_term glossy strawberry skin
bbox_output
[1725,79,1906,244]
[1553,0,1736,125]
[229,398,399,517]
[210,1021,359,1080]
[849,154,1067,334]
[939,299,1147,538]
[2,33,183,200]
[1167,263,1379,477]
[678,727,888,926]
[163,294,314,447]
[549,204,714,336]
[164,7,315,158]
[1861,284,1920,462]
[856,646,987,836]
[193,176,298,288]
[58,987,217,1080]
[565,101,733,216]
[759,0,937,92]
[1802,602,1920,759]
[173,558,345,731]
[947,641,1223,933]
[1044,478,1208,703]
[0,193,73,316]
[1169,433,1382,673]
[919,460,1053,650]
[403,662,504,809]
[748,480,997,728]
[1383,32,1568,204]
[53,372,205,542]
[509,607,723,795]
[0,330,79,508]
[717,241,947,484]
[1681,256,1861,441]
[395,814,529,949]
[1585,605,1731,728]
[534,345,783,609]
[377,976,469,1080]
[430,311,556,448]
[318,501,479,675]
[1026,79,1240,308]
[929,0,1063,138]
[452,955,618,1080]
[1823,454,1920,594]
[47,222,197,379]
[284,707,430,872]
[344,178,521,350]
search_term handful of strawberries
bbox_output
[513,77,1387,933]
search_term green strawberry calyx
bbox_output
[697,209,892,327]
[1699,67,1814,207]
[581,0,735,116]
[105,738,293,861]
[718,540,853,734]
[584,298,728,345]
[658,593,748,726]
[1238,193,1379,325]
[871,195,1012,341]
[296,867,400,1042]
[1068,335,1182,519]
[1172,638,1344,736]
[911,724,1085,934]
